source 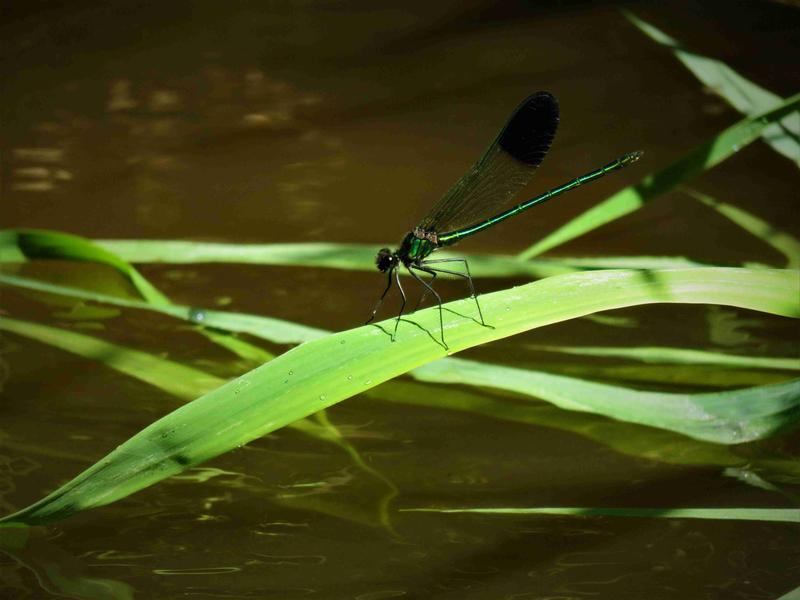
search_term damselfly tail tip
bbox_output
[623,150,644,166]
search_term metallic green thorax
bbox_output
[397,231,438,265]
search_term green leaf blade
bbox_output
[1,266,797,526]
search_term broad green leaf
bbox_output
[2,310,793,453]
[5,311,791,453]
[625,11,800,166]
[0,316,396,528]
[518,93,800,259]
[684,187,800,268]
[528,344,800,371]
[0,266,797,525]
[402,506,800,523]
[413,358,800,444]
[1,315,787,474]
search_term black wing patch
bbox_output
[417,92,559,235]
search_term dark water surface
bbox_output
[1,1,799,598]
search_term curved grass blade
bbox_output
[0,229,169,305]
[528,344,800,371]
[3,230,761,276]
[723,467,800,504]
[0,316,398,529]
[0,273,328,345]
[3,310,793,448]
[518,93,800,259]
[777,586,800,600]
[0,230,275,363]
[514,363,789,389]
[625,11,800,166]
[5,311,791,450]
[0,266,797,526]
[0,316,226,398]
[413,358,800,444]
[683,187,800,268]
[402,506,800,523]
[0,316,335,445]
[13,317,786,524]
[89,239,723,276]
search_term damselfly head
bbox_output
[375,248,396,272]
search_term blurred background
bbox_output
[1,1,798,598]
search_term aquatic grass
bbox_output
[777,586,800,600]
[0,316,226,399]
[527,344,800,371]
[511,361,789,388]
[0,229,275,364]
[0,229,780,280]
[91,239,722,276]
[545,365,787,388]
[1,266,797,525]
[413,358,800,444]
[8,228,714,281]
[3,267,798,420]
[517,93,800,259]
[402,506,800,523]
[371,379,800,482]
[0,316,362,451]
[6,318,795,482]
[683,187,800,268]
[624,11,800,166]
[5,311,797,449]
[0,229,169,305]
[0,316,398,529]
[0,273,328,345]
